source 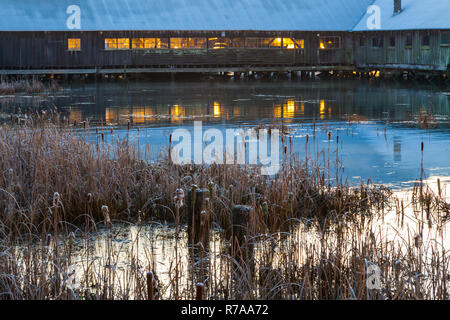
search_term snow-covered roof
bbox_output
[0,0,373,32]
[353,0,450,31]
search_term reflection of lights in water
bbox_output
[69,109,82,124]
[171,104,185,122]
[213,101,221,118]
[283,99,295,119]
[105,108,119,124]
[131,107,146,124]
[320,99,326,119]
[300,102,305,115]
[233,106,240,117]
[273,104,282,118]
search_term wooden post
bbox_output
[231,205,255,299]
[232,205,254,273]
[196,283,204,300]
[147,271,154,300]
[186,186,209,250]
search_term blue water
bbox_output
[3,79,450,189]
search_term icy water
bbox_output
[2,78,450,188]
[4,78,450,299]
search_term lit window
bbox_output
[117,38,130,49]
[282,38,304,49]
[68,38,81,51]
[170,38,207,49]
[442,32,450,45]
[208,37,232,49]
[319,36,341,49]
[105,38,117,49]
[132,38,144,49]
[246,38,280,48]
[105,38,129,50]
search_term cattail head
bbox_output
[414,234,422,248]
[53,192,61,207]
[102,205,111,225]
[174,188,185,208]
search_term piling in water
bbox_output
[231,205,255,283]
[147,271,154,300]
[196,282,204,300]
[186,186,210,251]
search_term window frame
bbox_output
[440,32,449,46]
[372,35,384,48]
[405,33,413,48]
[319,36,342,50]
[67,38,81,51]
[421,34,431,49]
[388,35,396,48]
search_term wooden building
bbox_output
[0,0,448,76]
[353,0,450,74]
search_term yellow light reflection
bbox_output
[320,99,326,119]
[320,42,325,49]
[105,108,119,124]
[283,99,295,119]
[273,104,282,118]
[132,107,146,124]
[170,104,185,123]
[213,101,221,118]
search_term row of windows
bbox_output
[66,37,314,51]
[362,32,450,48]
[67,33,450,51]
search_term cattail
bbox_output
[174,188,185,208]
[68,232,76,246]
[414,234,422,248]
[127,121,130,130]
[208,181,214,199]
[53,192,61,207]
[328,131,332,141]
[102,205,111,225]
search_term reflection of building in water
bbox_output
[69,109,82,124]
[393,136,402,162]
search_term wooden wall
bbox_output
[353,30,450,71]
[0,30,448,73]
[0,31,350,70]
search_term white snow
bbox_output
[353,0,450,31]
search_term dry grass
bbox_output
[0,121,448,300]
[0,79,59,95]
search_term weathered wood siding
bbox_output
[0,31,351,71]
[354,30,450,71]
